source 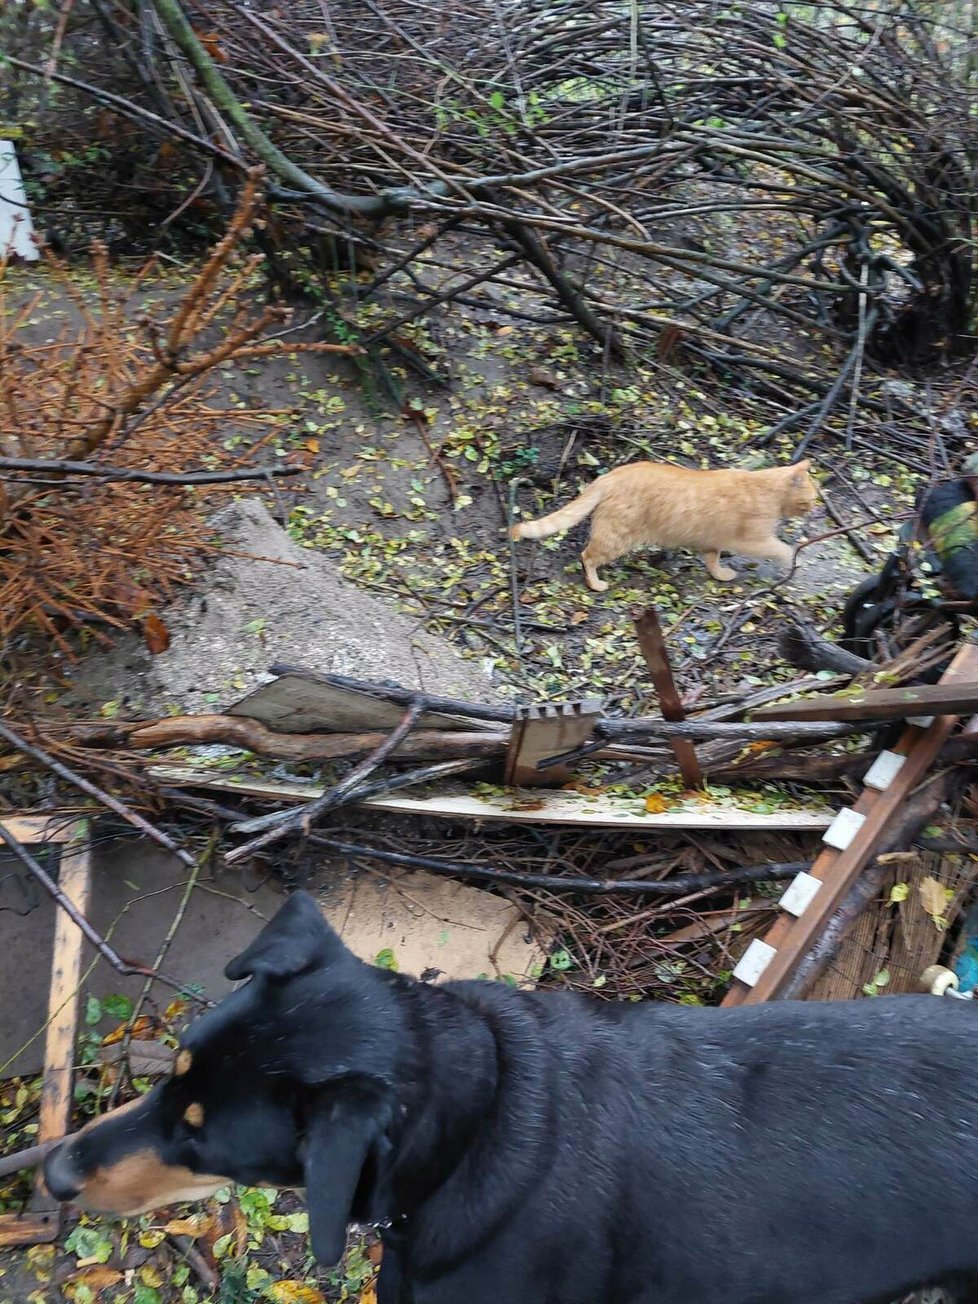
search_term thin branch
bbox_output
[0,457,303,485]
[0,718,197,870]
[0,822,194,995]
[0,1140,58,1180]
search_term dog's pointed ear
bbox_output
[225,892,349,982]
[303,1087,394,1266]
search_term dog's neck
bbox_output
[384,979,501,1214]
[384,979,555,1275]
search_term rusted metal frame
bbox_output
[0,819,91,1246]
[504,701,603,787]
[722,641,978,1008]
[633,607,703,789]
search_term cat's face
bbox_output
[781,460,818,518]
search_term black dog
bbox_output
[44,892,978,1304]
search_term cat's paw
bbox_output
[585,574,609,593]
[711,565,737,581]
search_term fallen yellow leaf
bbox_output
[163,1216,209,1238]
[63,1268,123,1299]
[265,1283,326,1304]
[919,876,952,928]
[360,1285,378,1304]
[644,793,672,814]
[102,1015,154,1047]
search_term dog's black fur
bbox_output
[45,892,978,1304]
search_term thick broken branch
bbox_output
[0,1141,58,1181]
[778,621,874,677]
[224,700,424,863]
[310,836,810,896]
[71,714,508,763]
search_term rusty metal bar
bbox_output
[633,607,703,789]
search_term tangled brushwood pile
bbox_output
[0,172,354,656]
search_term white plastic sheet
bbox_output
[0,138,40,260]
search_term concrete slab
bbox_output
[0,837,284,1078]
[60,499,498,719]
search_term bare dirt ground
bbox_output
[4,248,894,722]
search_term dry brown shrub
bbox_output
[0,172,352,656]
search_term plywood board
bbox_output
[321,870,543,984]
[149,765,833,830]
[229,674,496,734]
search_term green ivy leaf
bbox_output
[102,994,134,1020]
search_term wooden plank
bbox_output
[504,700,603,787]
[148,765,835,830]
[0,817,80,844]
[229,674,498,735]
[0,820,91,1246]
[634,608,703,788]
[723,642,978,1007]
[753,681,978,723]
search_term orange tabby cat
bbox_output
[510,459,817,592]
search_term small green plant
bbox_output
[500,445,541,478]
[862,968,891,997]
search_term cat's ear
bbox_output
[790,459,811,478]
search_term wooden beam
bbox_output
[0,819,91,1246]
[753,681,978,723]
[722,642,978,1007]
[633,608,703,789]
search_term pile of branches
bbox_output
[5,0,976,445]
[0,173,355,656]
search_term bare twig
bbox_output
[227,757,488,835]
[0,821,195,995]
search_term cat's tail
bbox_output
[510,480,604,541]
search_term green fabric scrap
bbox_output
[928,498,978,556]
